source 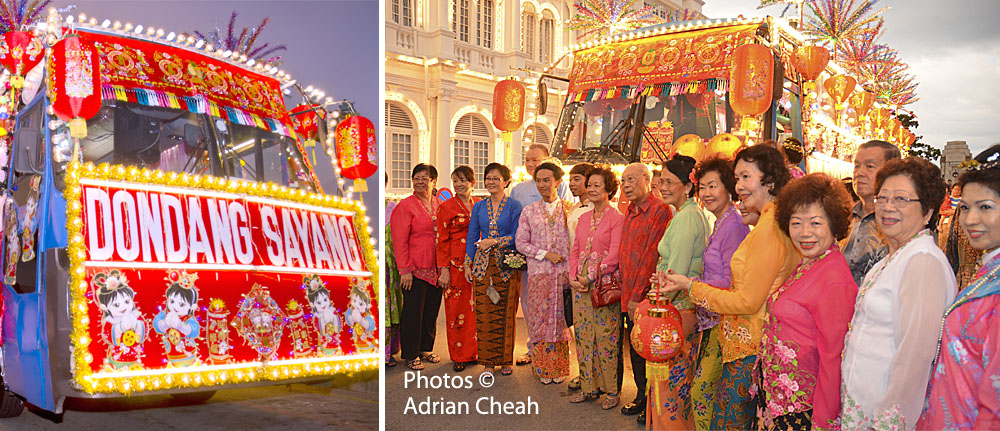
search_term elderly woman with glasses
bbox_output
[840,157,957,431]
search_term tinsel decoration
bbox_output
[567,0,660,42]
[803,0,887,52]
[0,0,51,33]
[194,11,287,65]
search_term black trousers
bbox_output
[400,277,443,361]
[618,311,646,402]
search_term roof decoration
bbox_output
[568,0,660,42]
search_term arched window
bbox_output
[477,0,493,48]
[453,114,491,191]
[453,0,470,42]
[539,10,555,64]
[391,0,413,27]
[386,101,415,191]
[521,4,536,60]
[521,123,552,166]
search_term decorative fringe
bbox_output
[102,85,294,138]
[566,78,729,105]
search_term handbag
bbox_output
[590,271,622,308]
[562,288,574,327]
[497,247,527,271]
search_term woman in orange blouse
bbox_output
[659,144,799,430]
[436,166,480,372]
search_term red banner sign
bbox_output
[77,30,290,126]
[567,24,758,95]
[65,164,378,394]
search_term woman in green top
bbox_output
[642,154,713,429]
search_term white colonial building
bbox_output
[385,0,705,195]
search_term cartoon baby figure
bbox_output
[94,270,147,370]
[304,275,342,355]
[153,271,201,367]
[345,278,376,354]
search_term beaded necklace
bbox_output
[931,254,1000,362]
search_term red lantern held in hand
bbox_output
[48,35,102,138]
[492,78,526,143]
[630,297,684,363]
[335,115,377,192]
[0,31,43,89]
[730,43,774,117]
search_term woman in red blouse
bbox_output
[390,163,443,370]
[436,166,480,372]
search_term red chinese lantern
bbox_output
[729,43,774,117]
[334,115,378,192]
[685,92,712,110]
[492,78,526,142]
[790,45,830,82]
[0,31,43,89]
[823,74,857,110]
[630,298,684,363]
[850,91,875,116]
[290,104,325,141]
[48,35,102,138]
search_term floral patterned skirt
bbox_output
[691,327,724,430]
[646,332,699,430]
[530,341,569,379]
[573,290,620,395]
[444,266,478,363]
[711,355,757,430]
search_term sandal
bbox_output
[567,376,582,391]
[419,352,441,363]
[602,393,621,410]
[406,358,424,371]
[515,355,533,366]
[453,362,466,372]
[386,357,397,368]
[569,390,599,403]
[500,366,513,376]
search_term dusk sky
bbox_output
[704,0,1000,157]
[54,0,380,223]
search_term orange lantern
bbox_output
[706,133,743,159]
[47,35,102,138]
[0,31,43,89]
[672,134,706,161]
[850,91,875,116]
[790,45,830,82]
[872,108,892,130]
[730,44,774,117]
[888,118,901,143]
[492,78,526,142]
[334,115,378,192]
[904,130,916,148]
[823,74,857,110]
[630,299,684,363]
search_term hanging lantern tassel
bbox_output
[502,131,512,142]
[9,75,23,89]
[69,118,87,138]
[354,177,367,192]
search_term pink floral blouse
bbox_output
[758,245,858,428]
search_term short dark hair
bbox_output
[663,154,697,197]
[874,157,947,229]
[782,137,803,164]
[411,163,438,180]
[569,163,593,177]
[451,165,475,183]
[776,173,854,240]
[734,144,792,196]
[859,140,902,162]
[533,162,564,181]
[694,156,738,200]
[484,162,512,183]
[586,165,619,199]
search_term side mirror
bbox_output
[14,128,43,175]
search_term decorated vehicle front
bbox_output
[0,12,378,416]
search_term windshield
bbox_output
[551,91,732,164]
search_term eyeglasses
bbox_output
[873,195,921,207]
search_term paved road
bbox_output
[0,377,378,431]
[385,307,647,430]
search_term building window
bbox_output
[453,113,491,191]
[521,5,536,60]
[454,0,470,42]
[539,11,555,64]
[392,0,413,27]
[386,101,415,191]
[477,0,493,48]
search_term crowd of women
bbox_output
[386,140,1000,430]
